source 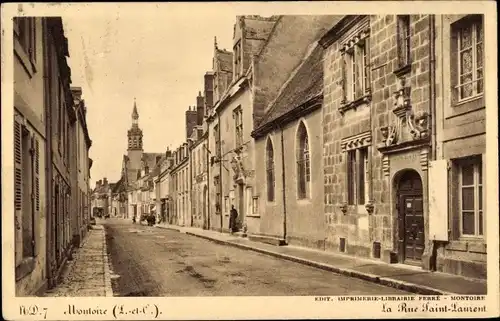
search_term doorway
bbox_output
[396,170,425,265]
[203,186,208,229]
[237,184,244,230]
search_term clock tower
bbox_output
[126,98,144,183]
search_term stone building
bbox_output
[206,15,340,235]
[14,16,48,296]
[170,142,191,226]
[251,42,326,247]
[431,14,486,279]
[14,17,91,295]
[69,87,92,247]
[155,149,174,224]
[318,15,481,277]
[189,91,209,229]
[121,100,163,218]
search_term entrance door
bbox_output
[203,186,208,229]
[238,184,244,230]
[397,170,425,264]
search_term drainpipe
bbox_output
[206,137,211,230]
[277,121,287,241]
[428,14,438,272]
[42,18,55,288]
[218,113,223,233]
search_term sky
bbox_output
[61,7,235,187]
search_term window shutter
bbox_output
[341,53,347,102]
[32,136,41,256]
[14,119,23,265]
[14,120,23,211]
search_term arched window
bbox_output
[266,138,275,202]
[296,122,311,199]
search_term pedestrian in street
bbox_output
[229,205,238,234]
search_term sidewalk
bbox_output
[156,223,487,295]
[43,223,113,297]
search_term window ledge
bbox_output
[15,256,36,281]
[246,214,261,218]
[339,92,372,115]
[393,64,411,78]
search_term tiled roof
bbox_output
[256,42,324,128]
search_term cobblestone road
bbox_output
[105,218,410,296]
[44,225,112,297]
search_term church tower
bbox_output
[126,98,144,183]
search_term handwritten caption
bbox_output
[19,303,163,319]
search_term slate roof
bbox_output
[243,16,278,41]
[255,42,324,130]
[215,49,233,73]
[142,153,164,169]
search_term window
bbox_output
[214,175,221,213]
[14,17,36,64]
[252,197,259,214]
[455,16,483,101]
[397,15,411,67]
[458,156,483,237]
[266,138,275,202]
[214,124,221,157]
[234,107,243,148]
[296,122,311,199]
[234,40,242,79]
[342,38,370,102]
[347,147,369,205]
[14,117,40,266]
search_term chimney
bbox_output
[196,91,205,126]
[185,107,198,140]
[103,177,108,186]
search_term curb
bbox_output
[101,226,114,297]
[154,224,182,232]
[184,231,455,296]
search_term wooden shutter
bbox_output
[33,137,40,255]
[14,119,23,265]
[450,24,459,106]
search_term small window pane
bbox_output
[461,187,475,210]
[461,164,474,185]
[460,25,473,49]
[478,211,483,235]
[462,211,475,235]
[478,186,482,210]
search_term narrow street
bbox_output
[104,218,410,296]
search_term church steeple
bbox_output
[128,98,143,151]
[132,97,139,128]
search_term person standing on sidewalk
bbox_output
[229,205,238,234]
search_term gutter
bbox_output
[218,113,223,232]
[42,18,55,288]
[428,15,439,272]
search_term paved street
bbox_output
[104,218,410,296]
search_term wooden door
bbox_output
[396,170,425,264]
[400,195,425,262]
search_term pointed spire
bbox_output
[214,36,218,49]
[132,97,139,119]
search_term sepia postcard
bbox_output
[1,1,499,320]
